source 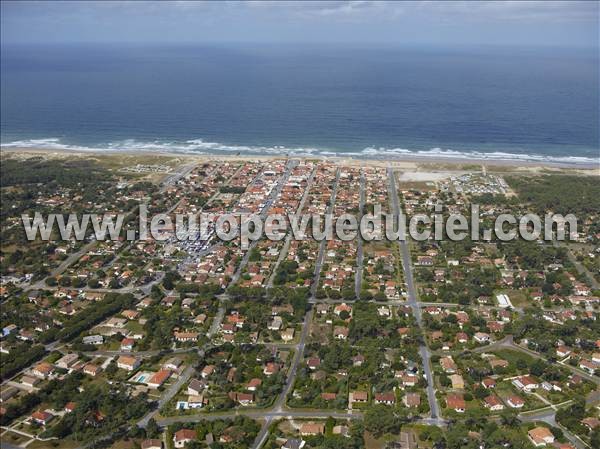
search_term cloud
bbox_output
[238,1,598,23]
[1,0,597,46]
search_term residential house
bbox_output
[173,429,196,448]
[527,427,554,447]
[116,355,140,371]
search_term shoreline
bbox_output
[1,146,599,172]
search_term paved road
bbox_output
[230,159,297,286]
[266,166,317,289]
[519,408,588,449]
[157,409,361,426]
[137,294,227,428]
[477,335,600,386]
[310,168,341,298]
[160,163,197,192]
[355,169,365,298]
[388,167,443,425]
[553,241,599,290]
[250,168,340,449]
[27,239,98,290]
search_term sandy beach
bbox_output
[2,146,598,176]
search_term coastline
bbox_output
[1,137,599,170]
[1,146,599,175]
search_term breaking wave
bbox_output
[1,137,598,166]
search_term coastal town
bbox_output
[1,151,599,449]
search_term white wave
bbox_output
[360,146,599,165]
[2,137,598,166]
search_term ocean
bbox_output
[1,43,598,165]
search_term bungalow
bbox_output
[307,357,321,370]
[450,374,465,390]
[527,427,554,447]
[83,363,101,377]
[268,316,283,331]
[21,376,40,388]
[456,332,468,344]
[582,417,600,432]
[333,303,352,317]
[187,394,207,409]
[120,338,135,351]
[377,306,391,317]
[247,378,262,391]
[481,378,496,389]
[316,304,329,315]
[281,328,295,342]
[349,391,368,404]
[194,314,207,325]
[300,422,325,436]
[140,440,162,449]
[506,395,525,408]
[440,356,457,373]
[116,355,140,371]
[579,359,596,375]
[64,402,76,413]
[201,365,215,379]
[374,392,396,405]
[446,393,466,413]
[187,379,207,396]
[229,392,254,406]
[556,346,572,358]
[489,358,509,369]
[404,392,421,408]
[484,395,504,411]
[221,323,236,335]
[321,392,337,401]
[402,374,418,388]
[174,331,199,342]
[333,326,349,340]
[512,375,538,392]
[263,362,279,376]
[416,256,434,266]
[121,310,140,320]
[55,353,79,370]
[105,317,127,328]
[161,296,178,308]
[173,429,196,448]
[147,369,171,389]
[31,410,54,426]
[487,321,504,333]
[31,362,54,379]
[474,332,490,343]
[84,292,105,302]
[164,357,183,371]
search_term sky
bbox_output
[1,1,598,48]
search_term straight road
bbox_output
[157,409,360,426]
[137,293,227,428]
[266,166,317,289]
[310,169,341,299]
[355,169,365,298]
[250,168,340,449]
[230,159,297,285]
[388,167,443,425]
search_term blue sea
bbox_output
[1,43,598,165]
